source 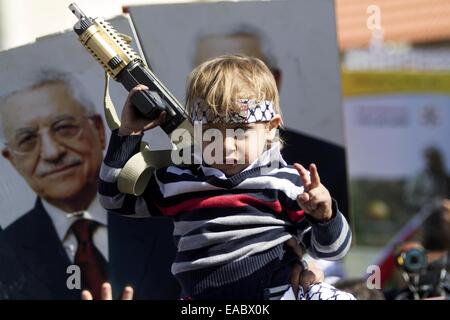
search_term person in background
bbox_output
[405,146,450,213]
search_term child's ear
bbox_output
[269,115,282,130]
[267,115,282,140]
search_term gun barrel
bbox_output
[68,3,189,134]
[69,3,86,20]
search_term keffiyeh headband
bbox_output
[190,98,276,124]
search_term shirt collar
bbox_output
[243,142,286,172]
[199,143,286,179]
[42,197,107,242]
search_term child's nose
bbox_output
[223,135,237,161]
[223,135,237,152]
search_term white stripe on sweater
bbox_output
[311,213,349,254]
[166,165,195,176]
[173,214,292,236]
[265,167,302,176]
[177,226,286,251]
[155,173,303,200]
[100,163,122,183]
[235,176,304,201]
[315,233,352,261]
[171,234,293,274]
[155,175,224,198]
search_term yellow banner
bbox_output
[342,70,450,97]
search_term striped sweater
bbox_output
[98,129,352,297]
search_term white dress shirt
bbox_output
[43,197,109,263]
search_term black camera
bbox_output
[392,245,449,299]
[396,247,428,274]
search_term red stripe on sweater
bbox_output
[287,209,305,222]
[156,194,284,217]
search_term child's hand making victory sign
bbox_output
[294,163,333,222]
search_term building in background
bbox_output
[336,0,450,283]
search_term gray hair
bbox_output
[0,69,97,143]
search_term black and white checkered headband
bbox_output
[190,98,276,124]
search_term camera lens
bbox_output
[404,248,427,273]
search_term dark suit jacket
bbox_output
[0,198,180,299]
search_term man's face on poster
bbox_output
[1,81,105,204]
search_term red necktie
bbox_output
[71,218,107,299]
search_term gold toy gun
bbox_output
[69,3,193,195]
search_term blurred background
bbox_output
[1,0,449,299]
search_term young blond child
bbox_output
[98,55,353,300]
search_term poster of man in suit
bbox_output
[0,15,179,299]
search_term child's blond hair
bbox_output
[185,55,282,119]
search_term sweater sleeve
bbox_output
[299,199,352,260]
[97,129,163,217]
